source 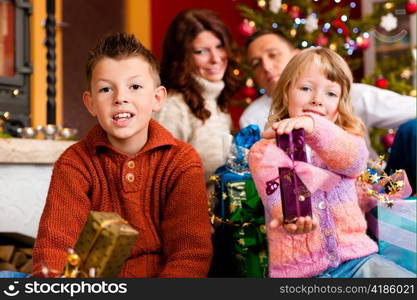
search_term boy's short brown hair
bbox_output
[85,32,160,89]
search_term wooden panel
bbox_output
[62,0,123,139]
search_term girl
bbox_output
[248,47,414,278]
[153,8,241,184]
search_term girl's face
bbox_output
[191,30,227,82]
[287,63,341,122]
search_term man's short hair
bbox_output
[85,32,160,89]
[245,29,294,50]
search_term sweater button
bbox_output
[126,173,135,183]
[324,227,332,236]
[318,201,327,210]
[127,160,135,169]
[328,252,337,261]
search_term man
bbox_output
[239,30,416,158]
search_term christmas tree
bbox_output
[235,0,416,155]
[236,0,415,96]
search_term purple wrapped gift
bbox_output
[276,129,312,224]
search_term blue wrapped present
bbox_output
[208,125,268,278]
[367,198,416,274]
[0,271,28,278]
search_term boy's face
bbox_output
[247,34,299,96]
[83,56,166,151]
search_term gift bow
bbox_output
[373,169,412,199]
[262,143,341,195]
[357,166,412,209]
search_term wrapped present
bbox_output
[64,211,139,278]
[367,198,416,274]
[209,125,268,278]
[275,129,312,224]
[262,129,341,222]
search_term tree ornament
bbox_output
[246,78,254,87]
[269,0,282,14]
[356,35,370,50]
[405,1,417,15]
[242,86,257,98]
[384,2,394,10]
[380,130,396,149]
[238,19,256,36]
[257,0,267,8]
[305,14,319,33]
[332,19,349,37]
[375,78,388,89]
[289,5,300,18]
[316,34,329,46]
[400,69,412,79]
[380,13,398,32]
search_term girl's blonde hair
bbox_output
[268,47,365,136]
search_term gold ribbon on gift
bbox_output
[30,215,131,278]
[208,175,247,227]
[63,217,129,278]
[357,155,412,208]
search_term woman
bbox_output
[153,8,241,184]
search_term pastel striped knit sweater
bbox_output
[248,115,378,278]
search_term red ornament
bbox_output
[238,19,256,37]
[356,36,370,50]
[375,78,388,89]
[289,6,300,18]
[380,132,396,149]
[242,87,257,98]
[406,1,417,14]
[316,35,329,46]
[332,19,349,37]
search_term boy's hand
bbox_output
[262,116,314,139]
[270,215,317,235]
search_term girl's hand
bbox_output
[262,116,314,139]
[270,215,317,235]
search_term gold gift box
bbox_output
[70,211,139,278]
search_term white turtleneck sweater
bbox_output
[153,76,233,184]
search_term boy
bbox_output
[32,33,213,278]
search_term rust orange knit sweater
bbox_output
[33,120,213,277]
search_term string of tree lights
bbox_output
[235,0,415,98]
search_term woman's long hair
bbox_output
[160,8,241,122]
[269,47,365,136]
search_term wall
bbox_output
[62,0,123,138]
[151,0,253,59]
